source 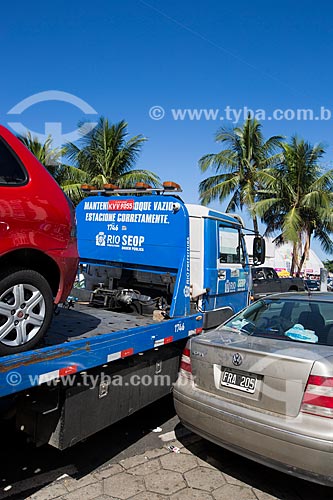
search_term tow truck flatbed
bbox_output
[0,304,202,398]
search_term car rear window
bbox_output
[222,298,333,346]
[0,137,27,185]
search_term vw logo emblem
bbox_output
[232,353,243,366]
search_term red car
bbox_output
[0,126,78,354]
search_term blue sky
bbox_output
[1,0,333,260]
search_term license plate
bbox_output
[221,367,257,394]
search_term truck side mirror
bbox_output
[253,237,265,266]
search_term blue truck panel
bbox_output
[77,196,187,271]
[76,195,191,317]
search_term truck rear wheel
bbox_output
[0,269,53,355]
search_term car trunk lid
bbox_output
[191,328,331,417]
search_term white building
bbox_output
[245,236,324,276]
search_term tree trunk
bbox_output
[298,230,311,276]
[290,245,296,276]
[290,241,300,276]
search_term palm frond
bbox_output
[60,117,153,203]
[198,116,284,231]
[199,173,239,206]
[118,170,161,187]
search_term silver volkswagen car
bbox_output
[173,292,333,486]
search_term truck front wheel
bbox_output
[0,269,53,355]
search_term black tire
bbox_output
[0,269,53,355]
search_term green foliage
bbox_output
[255,136,333,273]
[18,132,64,182]
[199,116,283,232]
[62,117,160,204]
[18,119,161,206]
[324,260,333,273]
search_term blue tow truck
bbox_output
[0,183,265,449]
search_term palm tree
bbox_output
[19,132,64,181]
[255,136,333,275]
[62,117,160,203]
[199,116,283,233]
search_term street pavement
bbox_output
[22,427,330,500]
[23,432,277,500]
[1,395,330,500]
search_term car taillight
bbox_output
[301,375,333,418]
[179,347,193,380]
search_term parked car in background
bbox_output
[0,126,78,354]
[251,266,305,300]
[174,292,333,486]
[304,279,320,291]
